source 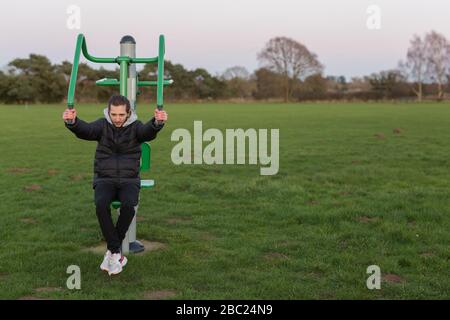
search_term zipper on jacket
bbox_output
[113,127,120,180]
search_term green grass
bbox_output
[0,102,449,299]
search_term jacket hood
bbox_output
[103,107,138,127]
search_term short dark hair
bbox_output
[108,95,131,113]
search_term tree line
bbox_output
[1,30,449,104]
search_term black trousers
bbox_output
[94,180,140,254]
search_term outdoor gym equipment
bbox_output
[67,34,172,253]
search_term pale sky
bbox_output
[1,0,449,79]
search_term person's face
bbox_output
[109,105,129,127]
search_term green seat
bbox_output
[111,143,154,209]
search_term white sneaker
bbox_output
[100,250,112,272]
[108,253,127,276]
[120,255,128,268]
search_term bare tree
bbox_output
[221,66,255,100]
[425,31,450,101]
[258,37,323,102]
[222,66,250,81]
[399,34,428,101]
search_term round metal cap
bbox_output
[120,35,136,44]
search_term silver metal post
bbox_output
[120,35,137,110]
[119,35,144,254]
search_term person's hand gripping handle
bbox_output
[154,108,168,126]
[63,108,77,125]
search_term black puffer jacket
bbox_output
[65,108,163,187]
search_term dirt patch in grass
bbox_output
[357,216,380,223]
[24,184,42,192]
[7,167,32,174]
[393,128,403,134]
[374,132,386,140]
[308,271,324,279]
[383,273,405,283]
[420,252,434,258]
[264,252,289,261]
[20,217,38,224]
[142,290,177,300]
[199,232,217,241]
[84,242,110,255]
[351,160,361,164]
[70,174,85,181]
[84,240,167,255]
[47,169,59,176]
[136,215,147,222]
[135,240,167,255]
[0,272,9,279]
[307,200,320,206]
[166,216,192,224]
[277,240,297,247]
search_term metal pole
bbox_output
[119,35,144,254]
[120,35,137,110]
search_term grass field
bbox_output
[0,102,449,300]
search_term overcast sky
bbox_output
[1,0,449,79]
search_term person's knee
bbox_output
[118,184,139,207]
[94,182,116,207]
[120,199,138,209]
[95,195,113,209]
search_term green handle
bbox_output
[67,34,171,112]
[67,34,119,108]
[157,35,165,110]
